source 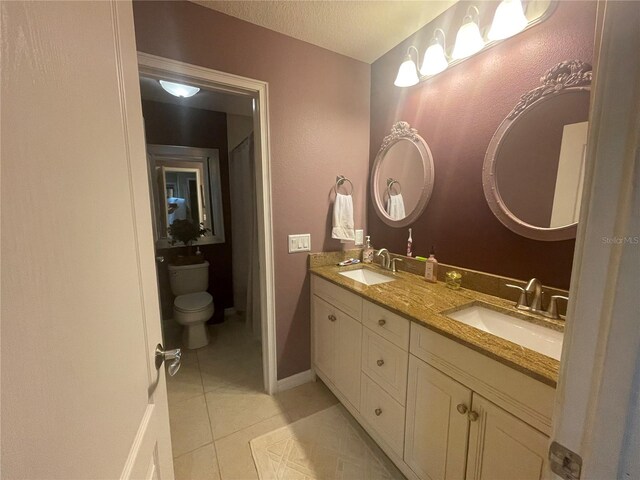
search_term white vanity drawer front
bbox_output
[361,373,405,458]
[362,327,408,405]
[312,276,362,321]
[363,300,410,349]
[410,322,555,435]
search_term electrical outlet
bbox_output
[355,229,364,246]
[288,234,311,253]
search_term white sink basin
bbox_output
[338,268,396,286]
[447,305,563,360]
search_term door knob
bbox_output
[456,403,468,414]
[377,359,385,367]
[375,408,382,416]
[468,411,479,422]
[156,256,165,263]
[378,319,386,326]
[328,314,337,322]
[155,344,182,376]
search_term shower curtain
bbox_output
[229,134,261,339]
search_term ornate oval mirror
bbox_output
[371,121,435,227]
[483,60,592,241]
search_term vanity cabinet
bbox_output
[404,356,472,480]
[404,354,549,480]
[311,275,554,480]
[465,394,548,480]
[311,277,362,410]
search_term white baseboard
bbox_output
[276,369,314,392]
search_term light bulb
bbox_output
[159,80,200,98]
[452,18,485,60]
[394,55,419,87]
[420,42,448,76]
[488,0,528,40]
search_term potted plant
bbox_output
[168,219,210,265]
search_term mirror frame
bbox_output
[482,60,592,241]
[147,144,226,248]
[371,121,435,227]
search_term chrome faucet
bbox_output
[376,248,391,270]
[506,278,568,319]
[525,278,543,313]
[390,257,403,273]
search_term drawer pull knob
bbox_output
[375,408,382,416]
[456,404,468,415]
[378,319,386,326]
[468,411,479,422]
[328,314,336,322]
[376,359,385,367]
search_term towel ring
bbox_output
[386,178,402,196]
[335,175,354,195]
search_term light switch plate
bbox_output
[288,234,311,253]
[355,229,364,246]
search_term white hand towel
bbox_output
[386,193,406,220]
[332,193,355,241]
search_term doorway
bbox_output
[137,53,277,394]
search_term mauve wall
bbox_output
[141,100,233,323]
[133,1,370,379]
[369,1,597,290]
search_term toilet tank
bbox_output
[168,261,210,296]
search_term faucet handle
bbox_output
[545,295,569,319]
[505,284,528,310]
[390,258,403,272]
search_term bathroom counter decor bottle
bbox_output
[424,247,438,283]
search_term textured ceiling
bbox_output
[191,1,458,63]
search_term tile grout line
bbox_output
[197,338,224,480]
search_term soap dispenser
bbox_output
[363,236,374,264]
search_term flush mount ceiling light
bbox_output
[488,0,528,40]
[452,6,485,60]
[394,46,420,87]
[420,28,448,76]
[159,80,200,98]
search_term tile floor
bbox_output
[165,315,342,480]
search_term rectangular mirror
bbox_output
[147,144,225,247]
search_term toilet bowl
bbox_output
[168,261,214,349]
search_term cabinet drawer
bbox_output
[361,373,405,457]
[362,327,408,405]
[312,275,362,321]
[363,300,410,349]
[410,322,555,435]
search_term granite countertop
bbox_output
[309,262,563,387]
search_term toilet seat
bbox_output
[174,292,213,313]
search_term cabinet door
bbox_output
[404,355,472,480]
[334,311,362,410]
[465,394,549,480]
[312,295,335,381]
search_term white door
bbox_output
[466,395,548,480]
[1,2,174,478]
[404,356,472,480]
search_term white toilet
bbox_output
[168,261,214,349]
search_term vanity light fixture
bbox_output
[159,80,200,98]
[394,46,420,87]
[452,6,485,60]
[488,0,528,40]
[419,29,449,76]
